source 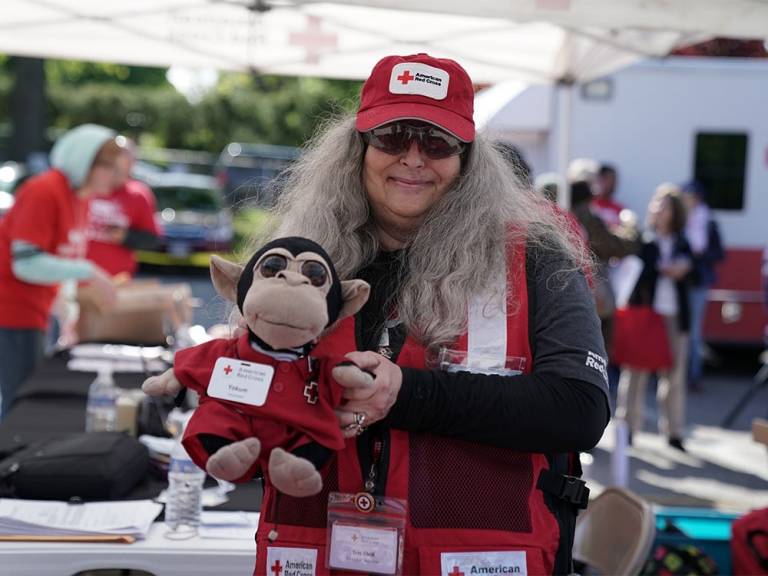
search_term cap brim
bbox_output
[356,102,474,142]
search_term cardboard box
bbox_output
[753,418,768,447]
[77,281,193,345]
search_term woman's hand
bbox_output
[659,260,690,281]
[333,351,402,438]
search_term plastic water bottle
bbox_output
[165,442,206,531]
[85,366,118,432]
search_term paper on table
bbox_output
[198,511,259,540]
[0,499,163,539]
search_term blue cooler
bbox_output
[653,506,739,574]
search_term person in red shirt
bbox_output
[591,164,626,229]
[86,139,161,278]
[0,124,119,418]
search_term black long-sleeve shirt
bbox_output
[356,246,610,454]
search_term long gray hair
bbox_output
[253,114,587,349]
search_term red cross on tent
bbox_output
[223,365,233,375]
[449,567,465,576]
[270,559,282,575]
[289,15,338,64]
[397,70,414,84]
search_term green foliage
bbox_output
[0,53,363,153]
[185,73,360,151]
[47,83,193,147]
[45,60,170,87]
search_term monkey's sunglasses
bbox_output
[362,122,466,160]
[259,254,328,287]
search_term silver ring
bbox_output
[354,412,367,427]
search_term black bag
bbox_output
[0,432,149,500]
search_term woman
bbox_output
[85,137,162,278]
[0,124,119,418]
[254,54,609,575]
[615,183,692,451]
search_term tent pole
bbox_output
[555,79,573,209]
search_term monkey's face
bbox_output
[241,248,333,349]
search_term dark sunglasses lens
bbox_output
[259,254,287,277]
[421,130,463,159]
[368,126,409,155]
[301,261,328,287]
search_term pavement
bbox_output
[588,356,768,513]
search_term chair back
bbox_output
[573,486,656,575]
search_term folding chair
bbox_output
[573,487,656,575]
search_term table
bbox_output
[0,353,263,575]
[0,354,262,510]
[0,514,259,576]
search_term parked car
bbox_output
[140,173,234,265]
[214,142,300,208]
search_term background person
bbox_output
[86,137,161,278]
[591,163,625,229]
[569,178,640,354]
[615,183,692,451]
[250,53,610,575]
[681,180,724,392]
[0,124,118,418]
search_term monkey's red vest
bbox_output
[254,244,562,575]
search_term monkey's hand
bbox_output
[332,361,375,389]
[142,368,182,396]
[206,438,262,482]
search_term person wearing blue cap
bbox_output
[0,124,121,418]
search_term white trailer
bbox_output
[477,57,768,346]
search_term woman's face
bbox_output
[363,140,461,238]
[650,196,673,233]
[83,161,117,197]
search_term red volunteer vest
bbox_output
[254,243,561,575]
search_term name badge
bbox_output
[440,551,528,576]
[329,523,398,574]
[266,546,317,576]
[207,357,273,406]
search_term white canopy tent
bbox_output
[2,0,766,202]
[4,1,756,83]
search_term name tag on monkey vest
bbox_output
[208,357,274,406]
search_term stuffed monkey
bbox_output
[142,237,373,497]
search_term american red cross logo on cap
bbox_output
[449,567,464,576]
[397,70,414,85]
[223,365,233,375]
[270,559,282,575]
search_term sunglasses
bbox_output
[259,254,329,287]
[362,122,466,160]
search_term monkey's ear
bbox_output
[210,255,244,303]
[337,280,370,320]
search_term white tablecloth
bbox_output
[0,515,259,576]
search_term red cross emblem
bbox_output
[270,559,282,575]
[397,70,414,84]
[223,365,233,375]
[449,567,464,576]
[289,14,338,64]
[303,381,318,405]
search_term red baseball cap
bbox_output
[356,53,475,142]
